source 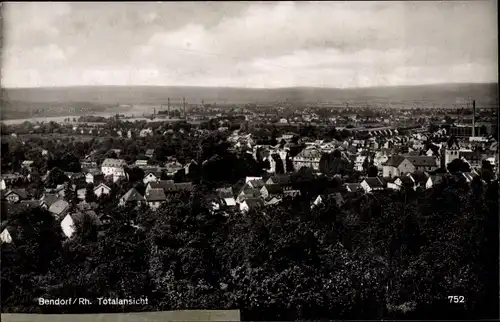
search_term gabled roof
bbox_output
[101,158,127,168]
[405,156,437,167]
[384,155,406,167]
[223,197,237,206]
[145,149,155,155]
[262,184,283,194]
[49,199,70,215]
[86,168,103,176]
[395,176,414,186]
[429,174,444,184]
[363,177,386,188]
[94,183,111,191]
[121,188,145,202]
[409,171,429,184]
[248,179,265,189]
[145,188,167,202]
[216,187,234,198]
[40,193,59,207]
[244,197,264,208]
[144,171,163,178]
[164,182,194,192]
[6,188,28,199]
[446,135,460,149]
[344,183,362,192]
[267,175,291,185]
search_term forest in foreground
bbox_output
[1,177,498,320]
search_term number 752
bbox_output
[448,295,465,303]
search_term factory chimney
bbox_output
[167,98,170,115]
[472,99,476,137]
[183,97,186,118]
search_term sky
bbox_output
[1,1,498,88]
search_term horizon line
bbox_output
[1,81,498,91]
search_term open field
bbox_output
[1,310,241,322]
[1,134,108,142]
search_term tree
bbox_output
[447,158,471,173]
[44,168,69,188]
[63,184,78,207]
[85,184,97,203]
[367,165,379,177]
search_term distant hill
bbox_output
[0,83,497,120]
[1,83,498,107]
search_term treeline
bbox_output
[1,178,498,320]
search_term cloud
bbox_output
[1,1,497,88]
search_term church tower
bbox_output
[444,135,460,167]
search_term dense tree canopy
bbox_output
[2,176,497,320]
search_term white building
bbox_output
[101,158,127,178]
[94,183,111,198]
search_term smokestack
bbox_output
[167,98,170,115]
[472,99,476,137]
[183,97,186,118]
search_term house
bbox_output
[143,171,162,185]
[111,149,122,157]
[425,175,444,189]
[85,169,104,184]
[394,176,416,190]
[386,177,401,191]
[2,174,24,185]
[216,187,236,207]
[119,188,145,207]
[145,149,155,159]
[146,180,174,192]
[245,176,263,184]
[39,193,59,209]
[283,189,301,197]
[360,177,386,193]
[146,181,194,197]
[94,183,111,198]
[459,151,482,170]
[140,128,153,137]
[383,155,438,177]
[292,148,323,171]
[247,179,265,190]
[164,161,184,176]
[135,160,149,168]
[21,160,34,170]
[266,175,292,189]
[404,156,439,173]
[373,152,389,173]
[48,199,70,219]
[265,197,282,206]
[77,188,87,201]
[98,213,114,227]
[382,155,406,177]
[354,155,368,171]
[4,189,29,203]
[407,171,430,188]
[144,188,167,210]
[184,160,198,175]
[311,192,344,209]
[239,197,264,213]
[260,184,283,199]
[101,158,127,178]
[344,183,362,193]
[0,225,17,244]
[61,211,102,238]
